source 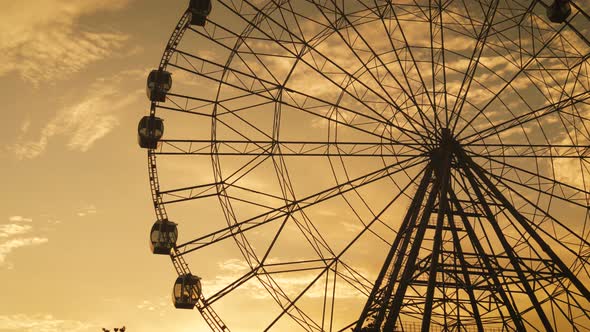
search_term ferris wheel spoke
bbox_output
[155,139,425,157]
[219,153,281,190]
[156,104,213,118]
[282,52,431,146]
[205,269,258,306]
[214,3,389,105]
[260,209,391,307]
[467,162,590,258]
[461,168,590,326]
[380,0,441,136]
[260,258,337,275]
[218,36,285,88]
[157,91,259,119]
[263,261,338,331]
[427,0,450,128]
[460,153,590,301]
[463,40,588,142]
[216,102,277,141]
[332,260,373,297]
[449,0,499,132]
[312,0,437,140]
[218,0,434,143]
[190,20,434,148]
[455,18,572,138]
[293,1,435,138]
[205,258,336,307]
[174,156,426,255]
[475,158,589,209]
[168,57,423,144]
[159,181,281,207]
[171,50,275,100]
[158,182,221,205]
[157,152,276,206]
[451,166,578,328]
[458,163,560,331]
[280,88,427,145]
[265,165,426,331]
[156,92,216,117]
[276,212,335,265]
[467,142,590,159]
[470,152,589,204]
[461,89,590,145]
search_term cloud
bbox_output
[10,72,141,159]
[1,215,49,268]
[0,224,33,238]
[0,0,132,84]
[0,314,93,332]
[77,204,97,218]
[0,237,49,268]
[136,297,168,317]
[8,216,33,223]
[552,136,590,188]
[203,259,366,301]
[137,300,159,311]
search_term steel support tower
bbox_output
[355,128,590,331]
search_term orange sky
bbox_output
[1,1,590,331]
[0,1,208,331]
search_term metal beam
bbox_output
[383,167,441,330]
[458,159,555,331]
[354,165,434,330]
[462,151,590,302]
[448,188,525,331]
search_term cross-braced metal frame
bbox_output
[145,0,590,330]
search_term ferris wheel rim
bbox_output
[147,1,590,330]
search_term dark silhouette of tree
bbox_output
[102,327,126,332]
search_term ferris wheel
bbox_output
[139,0,590,330]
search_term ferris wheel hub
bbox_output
[439,128,454,146]
[429,128,459,166]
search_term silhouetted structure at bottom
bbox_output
[102,327,125,332]
[353,129,590,331]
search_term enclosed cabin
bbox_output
[189,0,212,26]
[547,0,571,23]
[150,220,178,255]
[146,70,172,102]
[172,274,202,309]
[137,116,164,149]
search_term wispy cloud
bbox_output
[0,237,49,268]
[0,314,93,332]
[10,72,141,159]
[0,216,48,268]
[8,216,33,223]
[0,224,33,238]
[553,132,590,188]
[77,204,98,217]
[0,0,133,84]
[203,259,366,300]
[136,297,168,317]
[2,0,142,159]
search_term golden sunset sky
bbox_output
[0,1,208,331]
[1,1,589,331]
